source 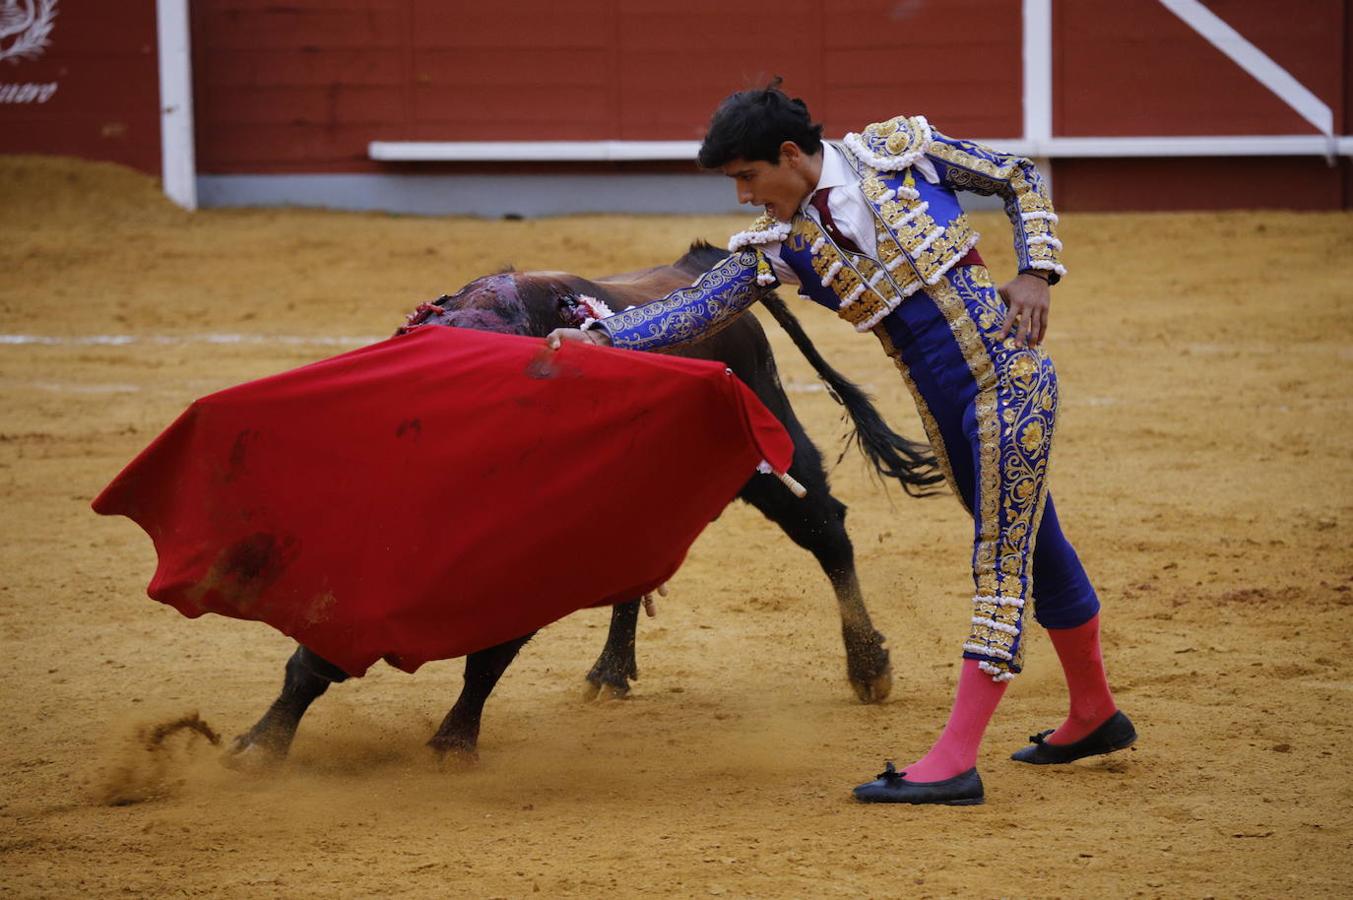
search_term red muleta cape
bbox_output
[93,327,792,676]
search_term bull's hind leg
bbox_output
[428,632,535,765]
[228,645,346,765]
[583,599,641,700]
[580,467,893,704]
[738,449,893,704]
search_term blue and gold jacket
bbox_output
[596,115,1065,350]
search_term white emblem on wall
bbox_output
[0,0,58,65]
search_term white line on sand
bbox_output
[1,380,144,394]
[0,334,383,347]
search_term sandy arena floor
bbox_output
[2,157,1351,897]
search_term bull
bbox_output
[229,242,941,765]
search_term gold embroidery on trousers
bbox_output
[923,267,1058,677]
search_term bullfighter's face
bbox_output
[720,141,821,223]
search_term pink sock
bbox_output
[1046,614,1118,745]
[903,658,1007,782]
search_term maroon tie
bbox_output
[810,187,862,255]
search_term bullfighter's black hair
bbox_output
[696,77,825,169]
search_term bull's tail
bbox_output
[758,293,946,498]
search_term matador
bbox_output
[547,84,1136,806]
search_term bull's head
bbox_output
[396,273,532,336]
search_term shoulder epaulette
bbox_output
[727,213,792,252]
[843,115,933,172]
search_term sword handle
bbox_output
[775,470,807,499]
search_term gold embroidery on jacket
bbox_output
[868,115,929,157]
[791,217,901,331]
[851,158,982,295]
[925,139,1063,274]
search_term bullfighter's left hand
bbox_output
[996,272,1051,348]
[546,327,613,350]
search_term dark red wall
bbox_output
[4,1,1349,210]
[1050,0,1349,209]
[0,0,161,173]
[1055,0,1346,136]
[190,0,1023,174]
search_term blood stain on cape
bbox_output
[223,428,259,483]
[184,532,299,613]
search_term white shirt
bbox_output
[763,141,939,287]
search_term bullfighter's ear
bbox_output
[779,140,804,165]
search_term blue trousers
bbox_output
[875,266,1100,680]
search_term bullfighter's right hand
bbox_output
[546,327,612,350]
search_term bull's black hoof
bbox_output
[852,762,985,806]
[850,665,893,704]
[583,652,636,701]
[845,631,892,704]
[427,734,479,767]
[222,730,290,770]
[582,673,632,701]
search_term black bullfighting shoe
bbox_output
[851,761,985,806]
[1010,710,1137,765]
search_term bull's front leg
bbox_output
[583,599,641,700]
[428,632,534,765]
[228,645,344,766]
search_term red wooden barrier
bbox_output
[0,0,160,173]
